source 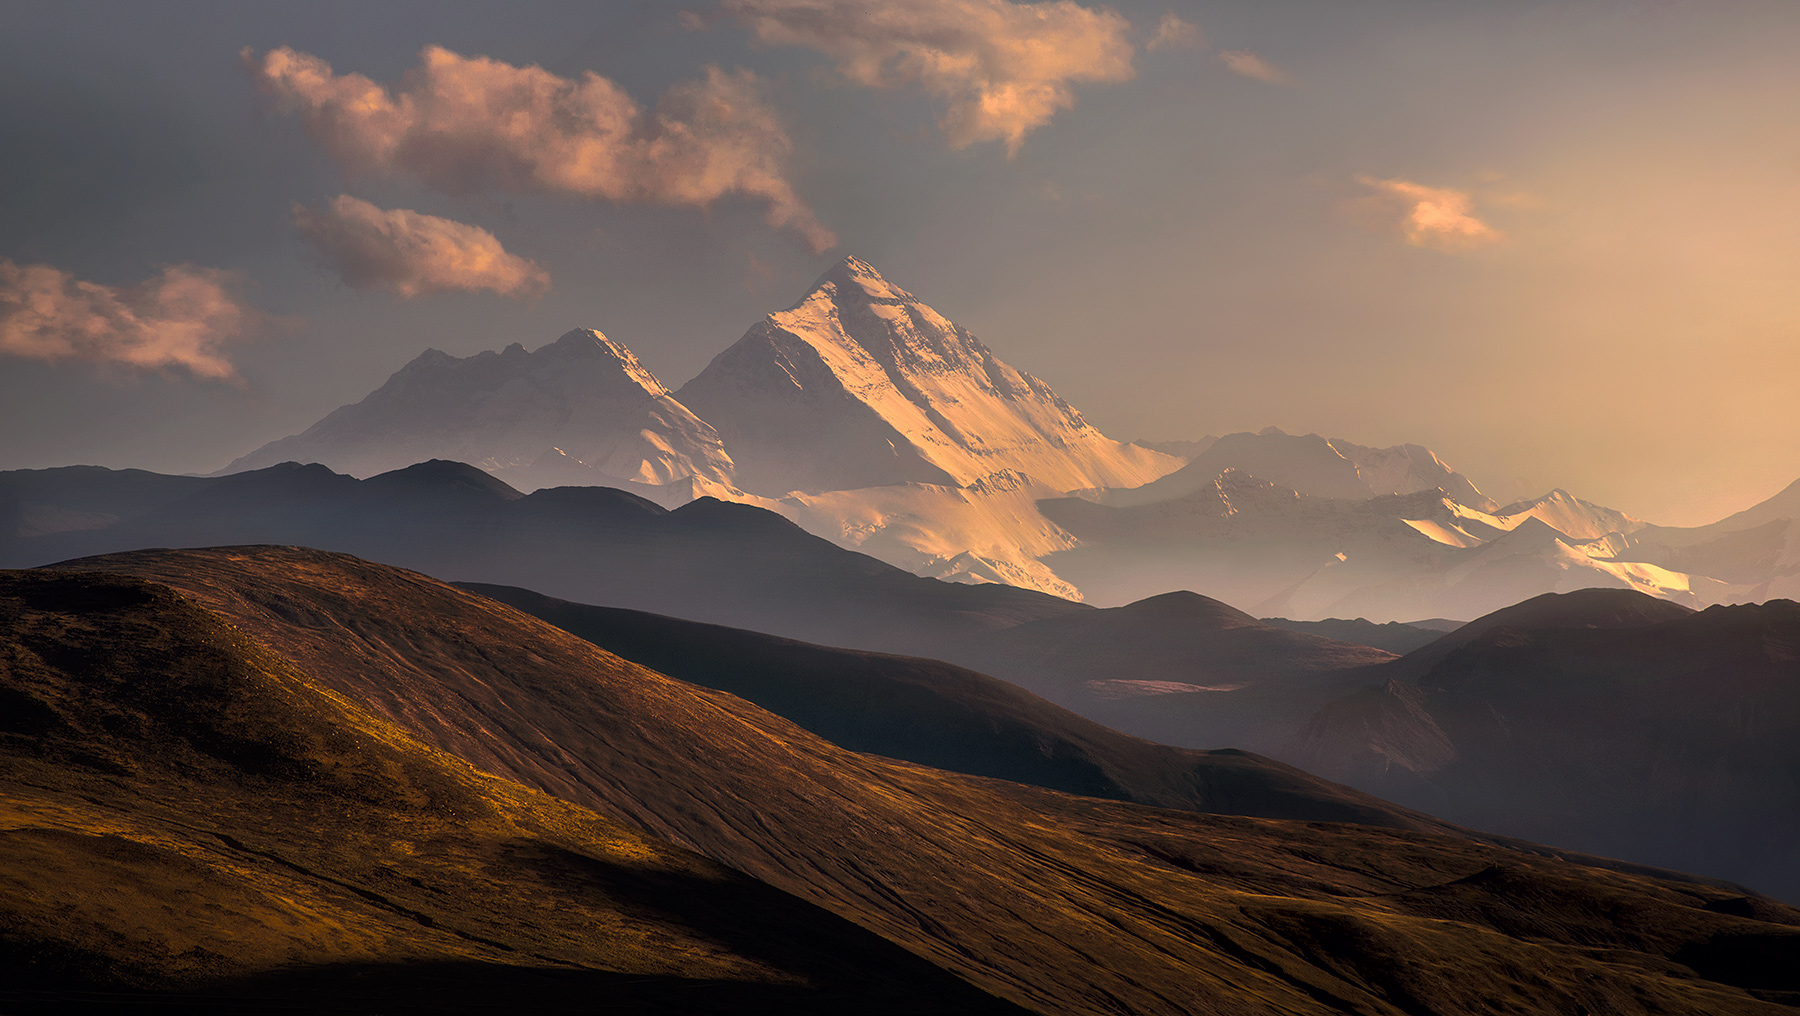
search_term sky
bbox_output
[2,0,1797,526]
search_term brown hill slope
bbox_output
[49,547,1800,1015]
[0,570,1018,1015]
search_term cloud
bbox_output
[1146,13,1202,53]
[293,195,550,299]
[722,0,1136,154]
[1218,50,1290,85]
[1353,176,1504,252]
[245,46,834,252]
[0,259,254,380]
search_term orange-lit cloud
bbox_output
[245,46,835,251]
[0,259,254,380]
[722,0,1135,155]
[1218,50,1290,85]
[1353,175,1504,251]
[1147,13,1202,53]
[294,195,550,300]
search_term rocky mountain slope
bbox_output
[674,257,1178,496]
[226,329,734,489]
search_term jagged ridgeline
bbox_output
[207,255,1800,613]
[225,257,1179,498]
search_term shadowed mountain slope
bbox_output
[459,581,1449,832]
[1,461,1086,654]
[957,590,1399,752]
[1381,586,1697,679]
[224,328,735,489]
[44,547,1800,1015]
[1,466,214,541]
[1262,617,1446,654]
[1294,589,1800,901]
[0,570,1013,1015]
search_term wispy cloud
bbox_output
[244,46,834,251]
[721,0,1135,155]
[293,195,550,300]
[1353,175,1504,252]
[1218,50,1290,85]
[1146,13,1202,53]
[0,259,255,380]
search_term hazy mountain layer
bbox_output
[1,460,1086,655]
[1292,589,1800,902]
[1262,617,1447,654]
[1092,429,1493,509]
[1042,470,1726,619]
[43,547,1800,1015]
[461,580,1450,832]
[675,257,1178,496]
[226,329,735,487]
[0,569,1006,1014]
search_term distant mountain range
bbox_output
[205,256,1799,619]
[9,459,1798,902]
[10,547,1798,1014]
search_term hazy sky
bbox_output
[2,0,1796,525]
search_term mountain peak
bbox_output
[675,259,1179,495]
[793,254,912,311]
[223,328,730,488]
[541,328,667,395]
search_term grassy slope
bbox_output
[54,547,1800,1016]
[0,571,1020,1015]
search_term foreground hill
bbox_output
[0,570,1009,1014]
[461,581,1446,832]
[1294,589,1800,901]
[38,547,1800,1014]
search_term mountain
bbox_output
[35,546,1800,1014]
[460,580,1449,831]
[224,329,735,489]
[773,468,1083,597]
[1613,477,1800,601]
[674,257,1178,496]
[1040,470,1714,619]
[2,465,214,540]
[1,460,1086,656]
[1262,616,1447,654]
[959,590,1401,754]
[0,568,1010,1014]
[1292,589,1800,901]
[1091,429,1494,509]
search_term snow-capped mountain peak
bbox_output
[541,327,671,397]
[674,256,1180,496]
[223,328,732,488]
